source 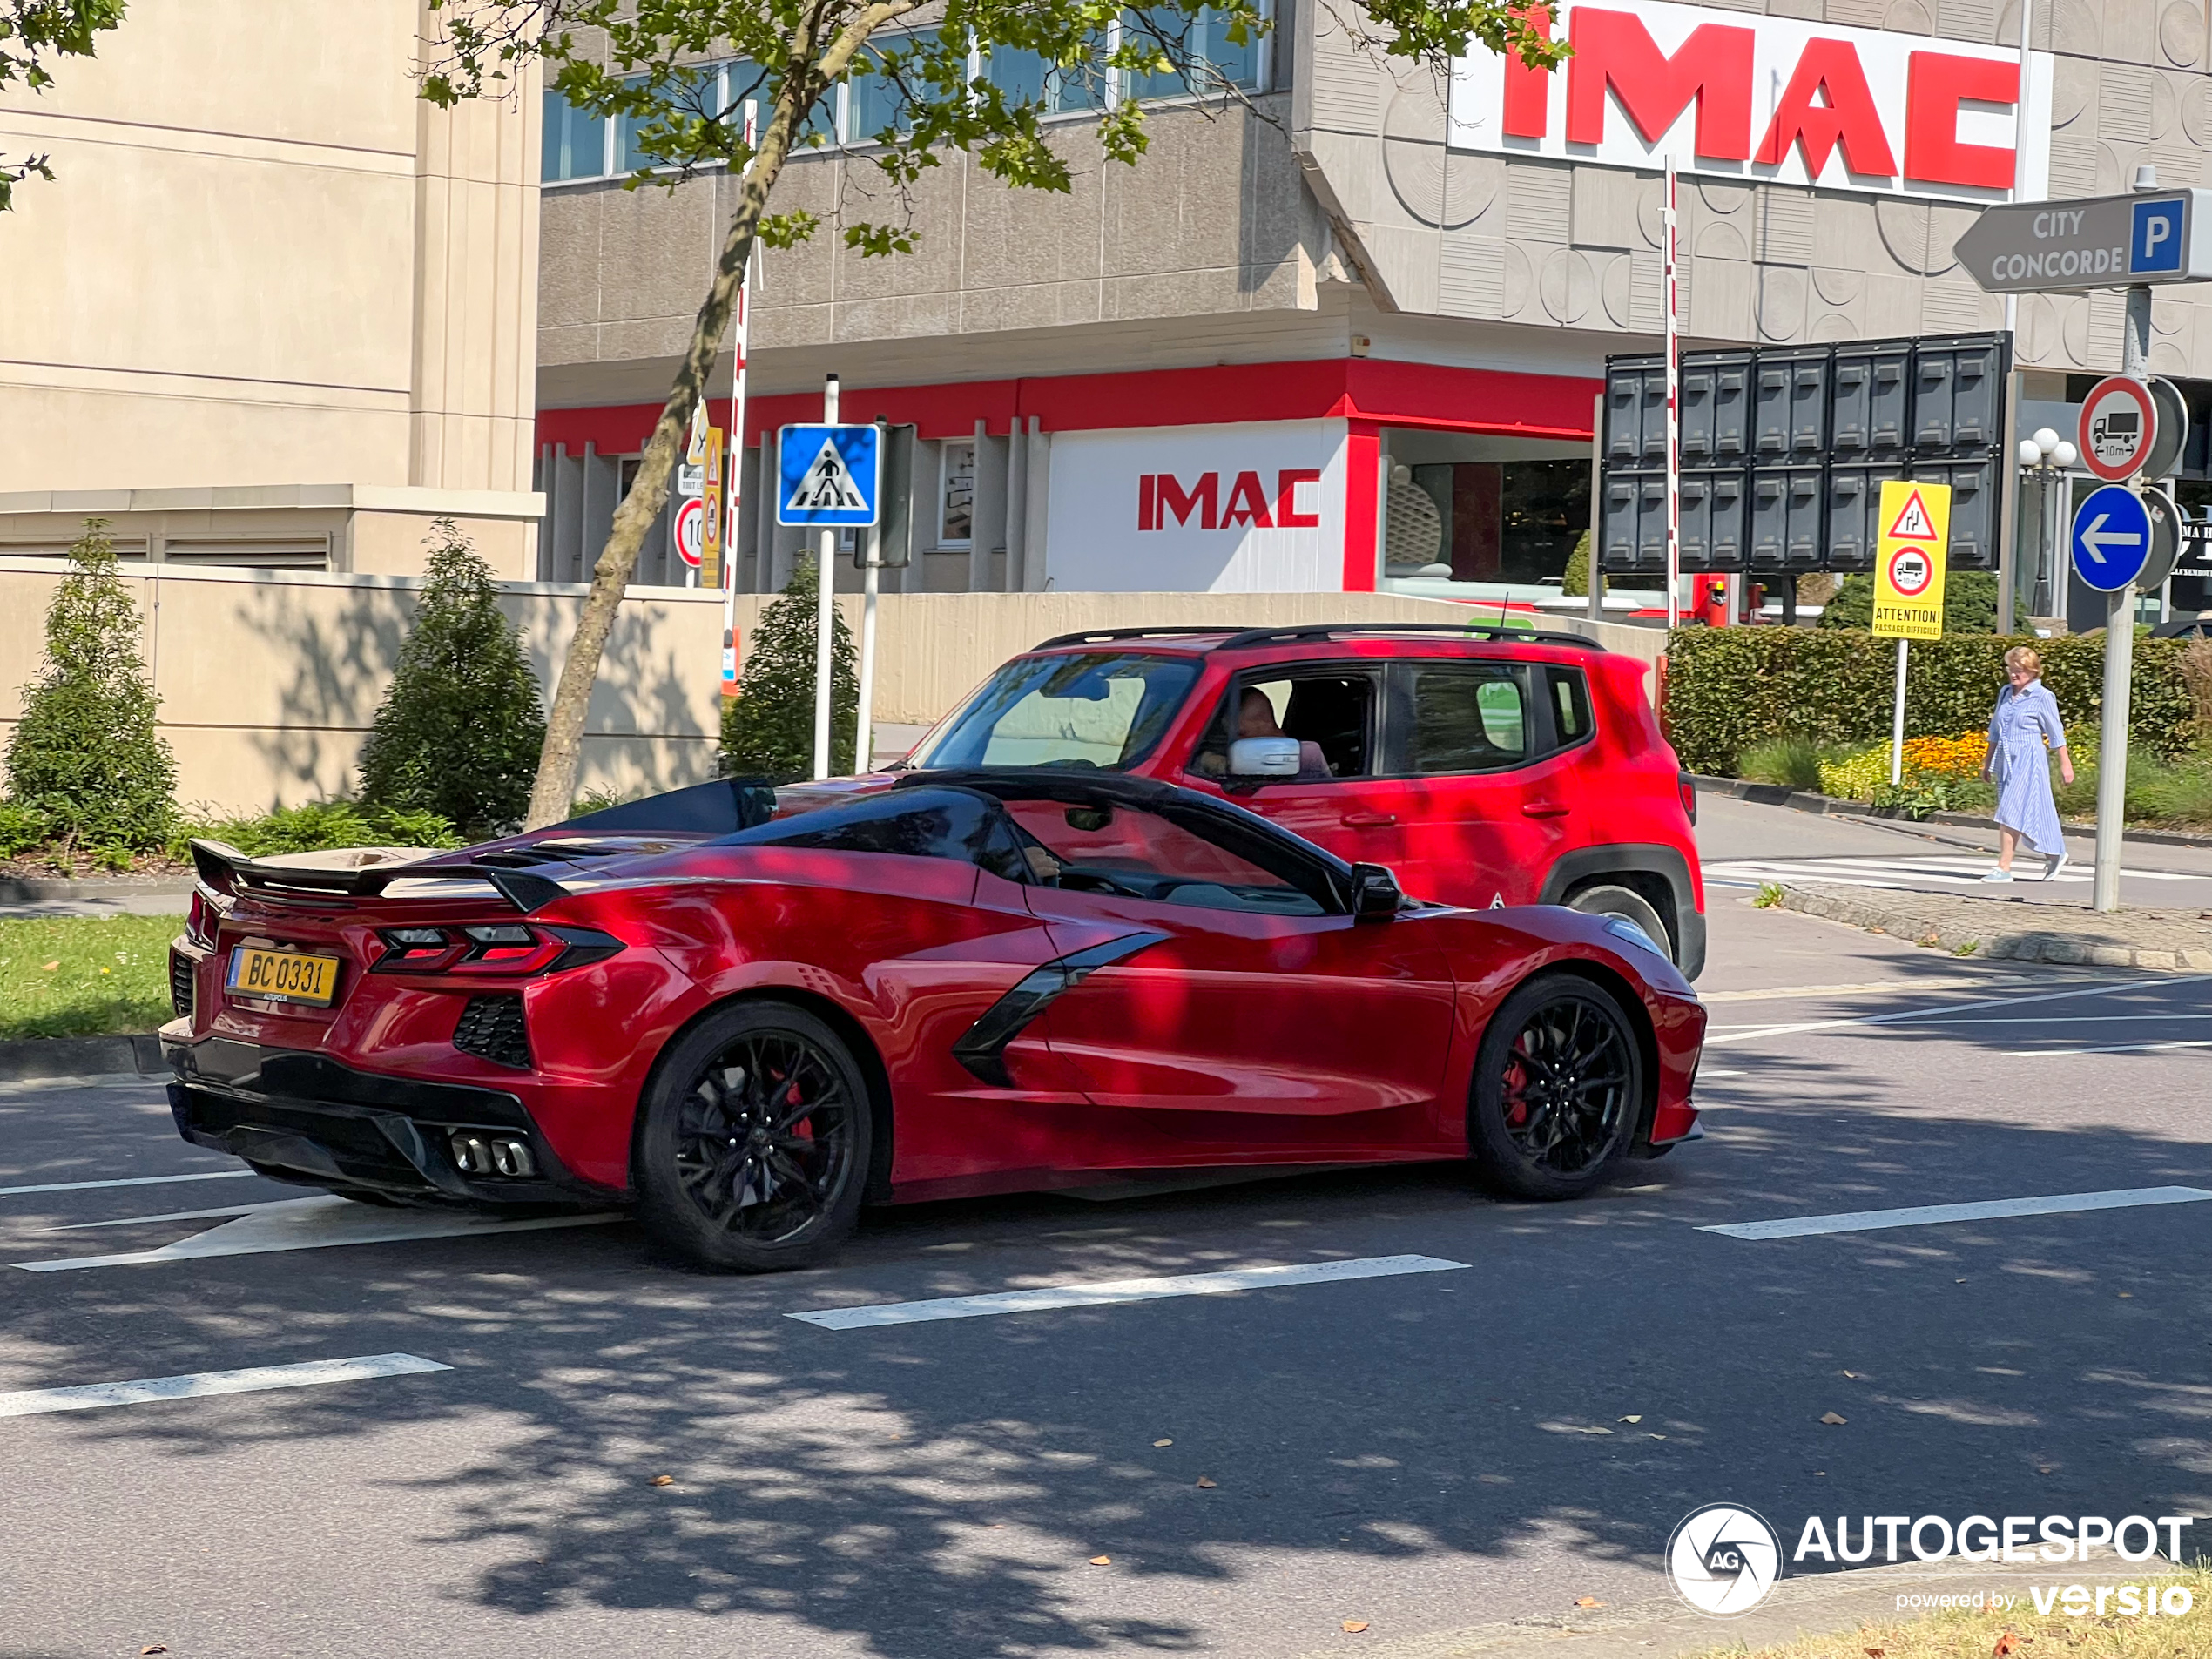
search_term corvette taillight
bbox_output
[185,887,220,949]
[373,923,624,976]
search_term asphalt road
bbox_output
[1,803,2206,1658]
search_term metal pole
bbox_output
[813,373,840,779]
[1663,158,1681,631]
[1890,637,1908,787]
[1997,366,2022,634]
[722,101,757,699]
[855,523,880,772]
[1586,389,1603,622]
[2091,281,2152,907]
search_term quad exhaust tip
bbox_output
[450,1132,537,1179]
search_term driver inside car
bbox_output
[1192,689,1334,783]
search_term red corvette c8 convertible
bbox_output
[163,772,1707,1271]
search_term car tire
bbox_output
[1468,974,1644,1201]
[1566,883,1674,964]
[634,1000,873,1272]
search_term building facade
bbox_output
[537,0,2212,616]
[0,0,543,575]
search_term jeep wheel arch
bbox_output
[1539,846,1706,981]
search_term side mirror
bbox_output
[1229,736,1300,778]
[1348,862,1403,921]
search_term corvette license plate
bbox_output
[226,947,341,1007]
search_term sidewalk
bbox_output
[1774,882,2212,968]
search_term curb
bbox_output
[0,1033,166,1083]
[1774,884,2212,969]
[0,875,195,904]
[1688,773,2212,850]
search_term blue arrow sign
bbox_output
[777,423,881,527]
[2071,484,2153,591]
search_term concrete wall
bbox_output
[0,569,1657,812]
[0,0,543,565]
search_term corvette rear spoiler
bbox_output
[188,840,568,914]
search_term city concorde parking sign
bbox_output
[1956,189,2212,293]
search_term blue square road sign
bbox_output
[2133,199,2186,274]
[777,424,881,527]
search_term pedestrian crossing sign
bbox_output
[777,423,880,527]
[1872,479,1950,641]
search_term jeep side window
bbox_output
[1546,667,1594,749]
[1403,664,1534,774]
[1186,671,1379,781]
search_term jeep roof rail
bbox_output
[1212,622,1609,652]
[1030,625,1254,650]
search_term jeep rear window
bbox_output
[907,652,1201,772]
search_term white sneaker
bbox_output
[2043,850,2069,880]
[1980,868,2014,883]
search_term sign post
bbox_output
[1662,158,1681,631]
[776,389,883,779]
[1871,482,1951,786]
[721,101,758,699]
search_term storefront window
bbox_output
[1378,436,1590,588]
[939,440,976,544]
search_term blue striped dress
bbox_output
[1986,680,2069,857]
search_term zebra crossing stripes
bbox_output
[1705,854,2204,892]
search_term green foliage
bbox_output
[1663,627,2196,777]
[1817,570,2003,634]
[4,520,176,850]
[1561,530,1595,598]
[167,799,464,864]
[1869,777,1992,819]
[721,558,858,781]
[423,0,1560,258]
[2052,743,2212,827]
[0,0,128,209]
[1736,735,1827,792]
[357,519,546,840]
[0,800,44,857]
[1751,882,1784,909]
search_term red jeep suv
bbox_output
[867,624,1705,978]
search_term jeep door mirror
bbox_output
[1348,862,1403,921]
[1229,736,1300,778]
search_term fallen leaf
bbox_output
[1865,1649,1885,1656]
[1647,1433,1668,1440]
[1843,1371,1862,1379]
[40,961,57,972]
[1992,1632,2020,1657]
[1089,1555,1112,1566]
[2117,1291,2132,1298]
[651,1474,675,1487]
[1196,1476,1217,1488]
[1820,1412,1848,1426]
[140,1649,167,1656]
[1617,1414,1642,1424]
[1154,1438,1173,1447]
[1575,1596,1602,1608]
[1342,1621,1370,1634]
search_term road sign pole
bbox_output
[855,523,880,772]
[813,373,840,779]
[1890,637,1908,787]
[2087,270,2153,909]
[1662,158,1681,632]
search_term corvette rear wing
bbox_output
[188,840,569,914]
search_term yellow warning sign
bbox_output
[1872,479,1949,641]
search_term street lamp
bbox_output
[2017,427,2078,622]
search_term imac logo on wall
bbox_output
[1047,421,1347,594]
[1448,0,2053,202]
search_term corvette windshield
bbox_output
[908,652,1201,772]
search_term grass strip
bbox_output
[0,914,185,1041]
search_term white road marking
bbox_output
[789,1254,1471,1331]
[1702,1186,2212,1241]
[1707,856,2201,889]
[1703,974,2212,1046]
[0,1353,448,1418]
[2005,1038,2212,1057]
[0,1169,255,1199]
[1697,978,2033,1003]
[13,1194,622,1272]
[1696,1069,1748,1077]
[38,1201,285,1231]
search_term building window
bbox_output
[618,67,718,172]
[982,37,1109,113]
[939,441,976,545]
[543,89,610,182]
[846,31,945,145]
[1119,6,1265,102]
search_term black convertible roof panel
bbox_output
[559,778,777,835]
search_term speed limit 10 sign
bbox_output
[2079,375,2158,481]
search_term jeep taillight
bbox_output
[1677,771,1697,825]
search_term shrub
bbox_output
[1737,735,1825,791]
[3,520,177,850]
[1817,570,2002,634]
[721,557,858,781]
[1561,531,1595,597]
[168,799,463,863]
[2181,638,2212,740]
[1663,627,2195,775]
[0,801,44,858]
[358,519,546,840]
[1898,730,1986,781]
[1817,745,1890,800]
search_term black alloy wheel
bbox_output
[1467,974,1643,1200]
[635,1001,871,1271]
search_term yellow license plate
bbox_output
[226,947,341,1008]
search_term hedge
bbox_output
[1662,628,2197,776]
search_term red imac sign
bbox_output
[1448,0,2051,202]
